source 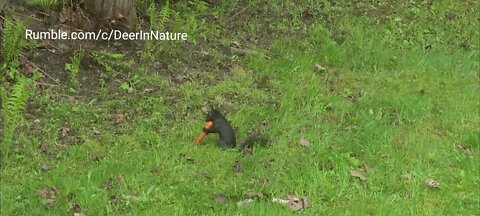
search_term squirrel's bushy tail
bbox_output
[238,131,270,152]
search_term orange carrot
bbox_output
[194,121,213,145]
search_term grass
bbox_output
[1,0,479,215]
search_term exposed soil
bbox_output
[4,2,232,92]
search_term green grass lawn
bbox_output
[1,0,479,215]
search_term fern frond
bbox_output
[1,75,29,146]
[159,1,170,30]
[148,2,158,30]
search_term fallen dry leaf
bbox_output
[92,128,101,136]
[109,195,118,204]
[350,170,367,181]
[231,40,241,48]
[455,145,473,155]
[262,176,270,187]
[237,199,254,207]
[272,195,309,211]
[41,163,51,171]
[68,96,76,102]
[37,187,58,199]
[344,124,358,130]
[37,188,50,198]
[262,158,275,168]
[38,143,53,155]
[230,47,258,56]
[70,203,81,213]
[115,174,126,186]
[37,187,59,208]
[197,50,209,57]
[71,204,85,216]
[115,113,126,123]
[272,197,289,204]
[425,178,440,188]
[363,164,370,173]
[104,179,113,190]
[401,173,412,181]
[288,195,309,211]
[214,193,227,204]
[44,198,56,208]
[298,124,310,132]
[58,126,70,138]
[116,12,125,19]
[242,145,253,156]
[298,138,310,147]
[314,63,326,72]
[143,88,154,93]
[233,160,244,173]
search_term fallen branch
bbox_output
[20,54,60,85]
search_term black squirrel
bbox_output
[194,108,269,151]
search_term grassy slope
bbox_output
[1,0,479,215]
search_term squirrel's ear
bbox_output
[206,106,216,121]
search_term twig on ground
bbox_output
[20,54,60,85]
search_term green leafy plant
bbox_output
[120,74,140,91]
[0,13,38,152]
[92,50,134,88]
[25,0,60,10]
[1,75,29,147]
[64,48,84,90]
[142,1,173,62]
[1,14,28,81]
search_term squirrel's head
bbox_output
[206,108,226,122]
[195,108,225,145]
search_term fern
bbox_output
[148,1,171,31]
[65,48,84,89]
[148,2,158,30]
[143,2,159,63]
[1,75,30,147]
[143,1,174,63]
[159,1,170,31]
[1,14,30,80]
[26,0,59,9]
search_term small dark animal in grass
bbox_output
[195,108,236,149]
[194,108,269,151]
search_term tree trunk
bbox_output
[84,0,136,30]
